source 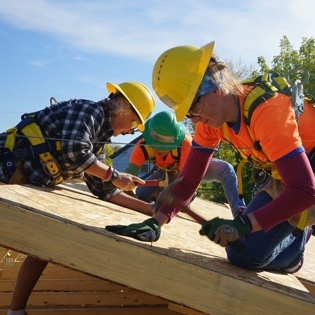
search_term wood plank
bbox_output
[0,253,189,314]
[0,182,314,315]
[1,263,119,281]
[0,290,172,308]
[0,306,181,315]
[169,303,209,315]
[0,278,123,292]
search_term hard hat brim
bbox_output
[143,118,186,151]
[175,41,215,122]
[106,82,145,131]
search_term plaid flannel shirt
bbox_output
[0,98,120,200]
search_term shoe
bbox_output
[284,226,313,274]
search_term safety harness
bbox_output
[223,68,315,235]
[139,141,181,175]
[1,112,63,185]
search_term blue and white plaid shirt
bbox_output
[0,98,120,200]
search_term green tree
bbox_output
[253,36,315,96]
[105,144,121,165]
[197,142,254,206]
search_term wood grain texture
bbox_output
[0,181,314,315]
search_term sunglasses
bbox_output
[186,96,201,118]
[186,73,219,119]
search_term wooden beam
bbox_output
[0,182,314,315]
[0,306,181,315]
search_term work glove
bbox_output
[199,215,252,247]
[105,218,161,242]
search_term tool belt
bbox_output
[0,113,63,185]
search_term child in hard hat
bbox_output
[107,42,315,275]
[4,81,155,315]
[125,111,245,217]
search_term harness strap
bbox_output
[2,115,63,185]
[139,141,181,174]
[230,71,312,234]
[293,211,308,236]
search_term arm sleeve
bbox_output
[253,151,315,231]
[159,145,213,221]
[178,139,192,171]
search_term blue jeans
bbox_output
[136,170,176,202]
[226,190,307,271]
[136,158,245,216]
[203,158,246,217]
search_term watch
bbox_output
[110,168,119,181]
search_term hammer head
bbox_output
[155,176,183,211]
[158,171,169,187]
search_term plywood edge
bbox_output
[1,200,315,315]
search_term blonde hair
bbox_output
[208,56,244,96]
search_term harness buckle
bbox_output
[291,80,304,116]
[39,152,64,184]
[284,67,310,118]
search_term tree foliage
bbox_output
[105,144,121,165]
[253,36,315,96]
[197,142,254,206]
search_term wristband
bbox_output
[103,166,113,181]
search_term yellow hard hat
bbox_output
[106,81,155,131]
[152,41,215,121]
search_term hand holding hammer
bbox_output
[156,177,247,254]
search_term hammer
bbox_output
[136,171,169,187]
[156,177,246,254]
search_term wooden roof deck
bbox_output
[0,180,314,314]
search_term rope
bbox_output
[1,133,259,152]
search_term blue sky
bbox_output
[1,0,315,146]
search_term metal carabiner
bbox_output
[284,68,310,117]
[50,97,58,106]
[284,67,310,85]
[291,79,304,115]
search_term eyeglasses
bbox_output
[130,119,138,129]
[186,96,201,118]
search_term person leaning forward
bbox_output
[106,41,315,275]
[125,110,246,216]
[3,81,155,315]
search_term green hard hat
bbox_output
[143,111,186,151]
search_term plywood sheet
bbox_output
[0,181,314,315]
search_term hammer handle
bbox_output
[172,199,246,254]
[136,179,160,187]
